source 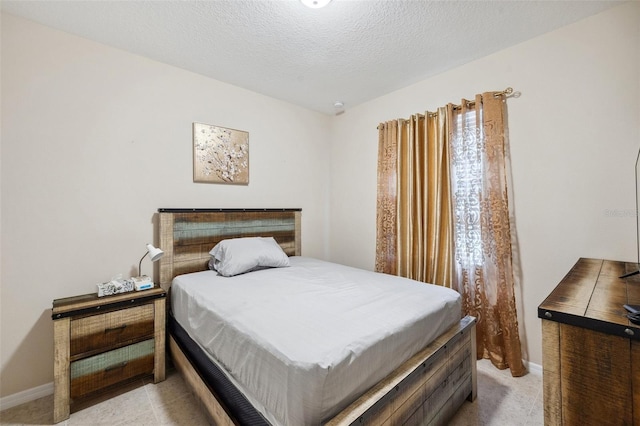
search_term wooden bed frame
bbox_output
[157,208,477,425]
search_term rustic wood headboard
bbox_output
[157,208,301,290]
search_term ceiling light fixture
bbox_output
[300,0,332,9]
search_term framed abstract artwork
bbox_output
[193,122,249,184]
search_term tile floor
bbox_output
[0,359,542,425]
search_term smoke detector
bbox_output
[300,0,332,8]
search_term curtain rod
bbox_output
[451,87,515,111]
[494,87,514,98]
[377,87,516,128]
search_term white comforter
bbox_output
[171,257,461,425]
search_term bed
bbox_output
[157,208,477,425]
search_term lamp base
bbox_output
[132,275,154,291]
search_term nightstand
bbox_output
[51,287,166,423]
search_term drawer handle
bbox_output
[104,361,128,372]
[105,324,127,333]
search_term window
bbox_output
[450,109,484,267]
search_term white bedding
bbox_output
[171,256,461,426]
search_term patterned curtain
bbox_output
[448,93,525,376]
[375,120,399,276]
[375,91,525,377]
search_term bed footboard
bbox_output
[325,315,477,426]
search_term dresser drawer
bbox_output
[70,304,154,356]
[70,339,155,399]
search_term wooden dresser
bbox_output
[538,258,640,425]
[52,287,166,423]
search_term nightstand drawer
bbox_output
[70,339,155,399]
[70,304,154,356]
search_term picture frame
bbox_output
[193,122,249,184]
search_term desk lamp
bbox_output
[138,243,164,278]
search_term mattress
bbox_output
[171,256,462,426]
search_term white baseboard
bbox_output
[0,382,54,411]
[524,359,542,376]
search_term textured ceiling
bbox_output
[1,0,625,115]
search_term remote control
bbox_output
[623,304,640,314]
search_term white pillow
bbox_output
[209,237,290,277]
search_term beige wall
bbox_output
[329,2,640,366]
[0,14,331,397]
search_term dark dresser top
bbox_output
[538,258,640,340]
